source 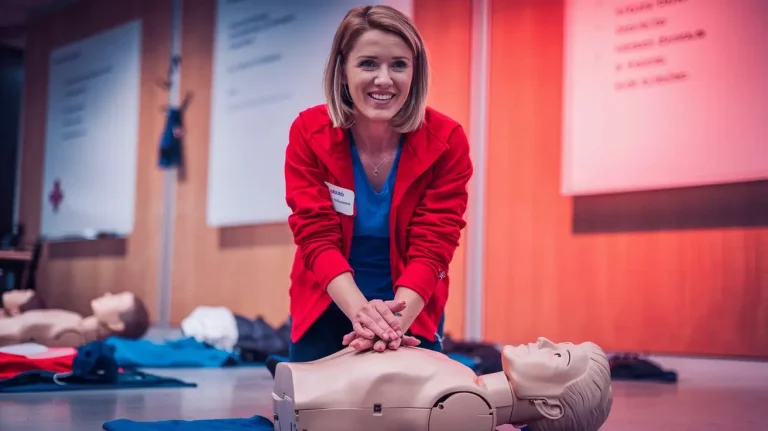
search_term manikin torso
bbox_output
[272,346,521,431]
[0,309,88,347]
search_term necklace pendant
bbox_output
[373,168,379,176]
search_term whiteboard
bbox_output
[40,20,142,238]
[206,0,413,227]
[561,0,768,196]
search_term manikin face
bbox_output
[90,291,134,331]
[502,337,591,399]
[343,29,414,123]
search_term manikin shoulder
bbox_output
[17,309,83,323]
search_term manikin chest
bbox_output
[272,347,498,431]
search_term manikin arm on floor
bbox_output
[272,337,613,431]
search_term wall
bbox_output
[16,0,767,358]
[172,0,473,336]
[0,46,23,235]
[17,0,172,316]
[482,0,768,358]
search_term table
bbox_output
[0,250,33,262]
[0,249,34,291]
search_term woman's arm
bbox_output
[327,272,403,340]
[326,272,368,321]
[285,115,353,289]
[341,125,473,351]
[284,114,401,341]
[394,124,473,331]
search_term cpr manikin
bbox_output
[272,337,612,431]
[0,291,149,347]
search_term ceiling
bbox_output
[0,0,80,50]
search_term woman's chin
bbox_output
[356,104,400,123]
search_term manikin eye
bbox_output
[554,353,562,357]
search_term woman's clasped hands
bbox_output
[342,299,421,352]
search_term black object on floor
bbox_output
[441,335,503,375]
[0,369,196,393]
[266,354,286,378]
[609,353,678,383]
[235,316,290,363]
[0,340,197,393]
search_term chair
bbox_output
[23,239,43,291]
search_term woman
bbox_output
[284,5,472,362]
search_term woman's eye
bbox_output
[359,60,376,68]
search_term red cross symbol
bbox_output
[49,179,64,212]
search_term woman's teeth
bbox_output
[369,93,393,101]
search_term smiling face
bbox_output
[343,29,414,124]
[502,337,592,399]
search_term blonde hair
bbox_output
[323,5,429,133]
[528,342,613,431]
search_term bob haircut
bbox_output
[323,5,429,133]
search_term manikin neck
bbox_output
[79,315,113,343]
[480,371,546,428]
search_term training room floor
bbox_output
[1,352,766,430]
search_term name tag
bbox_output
[325,182,355,216]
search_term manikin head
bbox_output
[502,337,612,431]
[86,291,149,339]
[323,5,429,133]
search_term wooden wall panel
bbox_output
[413,0,473,338]
[482,0,768,358]
[171,0,474,332]
[172,0,295,326]
[17,0,171,318]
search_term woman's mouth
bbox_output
[368,92,395,103]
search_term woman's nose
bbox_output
[374,67,393,86]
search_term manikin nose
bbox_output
[537,337,557,349]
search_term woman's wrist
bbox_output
[393,286,425,333]
[326,272,368,320]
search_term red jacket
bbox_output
[284,104,473,343]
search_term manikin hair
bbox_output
[118,294,149,339]
[527,342,613,431]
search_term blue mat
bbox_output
[103,415,273,430]
[105,337,241,368]
[0,369,196,393]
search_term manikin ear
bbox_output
[532,398,564,420]
[106,320,126,333]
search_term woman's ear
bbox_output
[532,399,564,420]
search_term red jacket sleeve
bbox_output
[284,115,353,290]
[394,125,473,302]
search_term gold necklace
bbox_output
[362,152,391,176]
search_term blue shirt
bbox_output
[348,133,403,301]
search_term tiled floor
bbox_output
[1,352,767,430]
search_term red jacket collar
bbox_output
[300,105,448,199]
